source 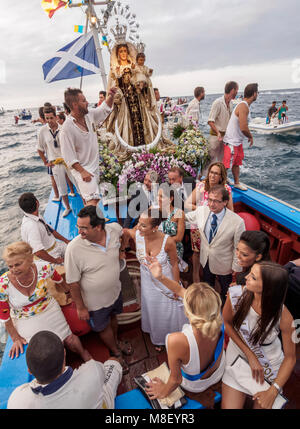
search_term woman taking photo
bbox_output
[0,242,91,361]
[144,258,225,399]
[123,209,187,352]
[185,162,233,283]
[222,261,296,409]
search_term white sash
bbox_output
[135,231,183,303]
[229,285,278,383]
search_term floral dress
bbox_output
[159,208,188,272]
[0,261,71,341]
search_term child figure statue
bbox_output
[131,53,153,97]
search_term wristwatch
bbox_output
[272,382,283,394]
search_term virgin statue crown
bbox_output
[110,22,127,44]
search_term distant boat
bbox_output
[18,110,32,120]
[0,107,5,115]
[249,117,300,134]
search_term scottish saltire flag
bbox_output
[41,0,68,18]
[42,31,100,83]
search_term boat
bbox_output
[0,184,299,409]
[249,117,300,134]
[0,107,5,115]
[0,0,299,411]
[18,110,32,120]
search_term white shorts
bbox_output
[71,169,100,202]
[52,164,74,197]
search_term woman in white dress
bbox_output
[144,259,225,400]
[222,261,296,409]
[124,209,188,351]
[0,242,91,361]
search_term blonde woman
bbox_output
[0,242,91,361]
[145,258,225,398]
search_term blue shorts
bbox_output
[88,292,123,332]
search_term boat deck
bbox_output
[65,318,300,409]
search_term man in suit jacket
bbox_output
[185,185,245,303]
[123,171,158,228]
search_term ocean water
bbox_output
[0,88,299,276]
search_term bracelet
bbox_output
[272,382,282,394]
[64,291,71,295]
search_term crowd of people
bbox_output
[0,80,298,410]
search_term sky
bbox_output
[0,0,300,109]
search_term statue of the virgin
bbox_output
[106,30,174,161]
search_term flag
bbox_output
[74,25,84,33]
[41,0,68,18]
[102,35,109,47]
[42,31,101,83]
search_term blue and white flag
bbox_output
[42,31,100,83]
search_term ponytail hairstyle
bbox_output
[239,230,271,262]
[233,261,288,345]
[184,283,223,341]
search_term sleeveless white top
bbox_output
[223,101,249,147]
[166,324,225,393]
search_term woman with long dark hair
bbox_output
[222,261,296,409]
[235,230,270,286]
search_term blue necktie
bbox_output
[209,214,218,243]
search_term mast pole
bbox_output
[88,0,108,90]
[79,12,89,90]
[69,0,109,90]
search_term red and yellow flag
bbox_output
[41,0,68,18]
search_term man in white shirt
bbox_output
[185,185,245,303]
[37,106,74,217]
[19,192,69,265]
[223,83,258,191]
[65,206,132,374]
[7,331,122,409]
[206,81,239,171]
[186,86,205,124]
[60,87,116,206]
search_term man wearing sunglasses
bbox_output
[37,106,74,217]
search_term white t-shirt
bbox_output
[21,213,56,253]
[7,361,108,409]
[37,124,63,162]
[60,103,112,175]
